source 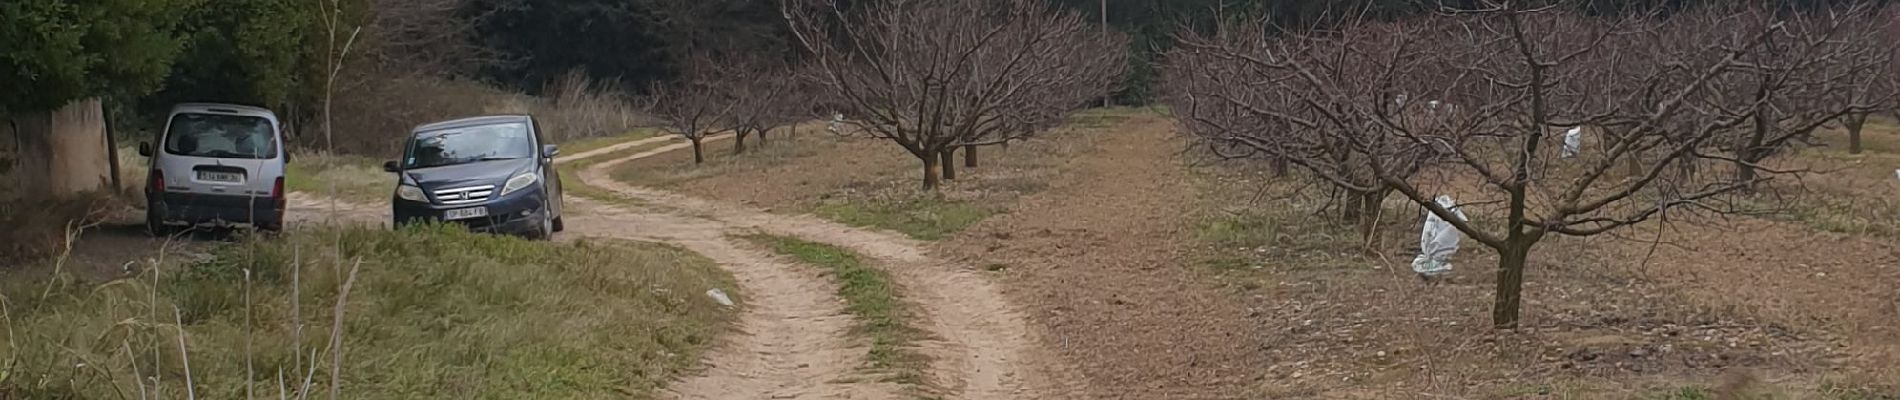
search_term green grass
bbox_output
[554,139,667,208]
[1190,202,1395,274]
[1650,387,1712,400]
[284,153,392,203]
[559,128,658,155]
[608,130,836,190]
[1774,193,1900,238]
[1,224,738,399]
[809,196,997,241]
[745,235,924,384]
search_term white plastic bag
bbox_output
[1412,195,1467,277]
[827,113,845,134]
[706,288,735,307]
[1562,127,1582,158]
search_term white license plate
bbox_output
[197,171,243,183]
[444,207,488,220]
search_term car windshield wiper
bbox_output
[473,156,522,162]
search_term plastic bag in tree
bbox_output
[1412,195,1467,277]
[1562,127,1582,158]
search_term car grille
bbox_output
[434,185,495,205]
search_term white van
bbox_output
[138,103,288,234]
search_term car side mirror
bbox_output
[138,142,153,157]
[383,160,400,173]
[543,144,560,159]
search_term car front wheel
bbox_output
[531,205,555,240]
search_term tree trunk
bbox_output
[1492,239,1533,329]
[964,145,978,168]
[1355,189,1386,240]
[758,126,770,146]
[1846,113,1868,154]
[921,154,943,190]
[9,98,113,198]
[733,130,749,155]
[1735,150,1759,184]
[1340,191,1363,223]
[1737,77,1771,186]
[106,121,121,194]
[1271,156,1289,177]
[691,137,705,164]
[940,147,958,180]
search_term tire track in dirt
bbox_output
[582,139,1078,399]
[564,199,898,400]
[566,134,900,399]
[285,136,895,399]
[555,135,681,163]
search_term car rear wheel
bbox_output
[145,203,171,237]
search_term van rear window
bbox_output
[164,113,277,159]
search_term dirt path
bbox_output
[564,199,899,399]
[580,140,1076,399]
[555,135,681,163]
[281,133,1068,398]
[939,114,1267,399]
[286,192,386,225]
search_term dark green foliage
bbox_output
[147,0,316,111]
[0,0,197,113]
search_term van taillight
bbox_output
[149,171,165,194]
[271,177,285,200]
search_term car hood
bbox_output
[403,158,534,190]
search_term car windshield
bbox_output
[164,113,277,159]
[403,122,533,169]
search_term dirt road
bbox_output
[579,139,1079,399]
[286,134,1075,399]
[940,114,1267,399]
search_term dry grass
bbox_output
[318,77,651,155]
[553,136,680,207]
[1752,120,1900,238]
[599,124,981,238]
[0,192,128,263]
[604,110,1121,241]
[559,128,660,156]
[1189,150,1899,398]
[0,224,738,398]
[609,124,838,190]
[284,153,390,204]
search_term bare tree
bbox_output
[647,60,737,164]
[1166,20,1441,238]
[1164,4,1892,329]
[720,61,800,154]
[1838,8,1900,154]
[783,0,1127,190]
[1710,7,1893,182]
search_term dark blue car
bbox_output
[384,115,565,239]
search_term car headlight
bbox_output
[396,185,427,202]
[499,173,538,196]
